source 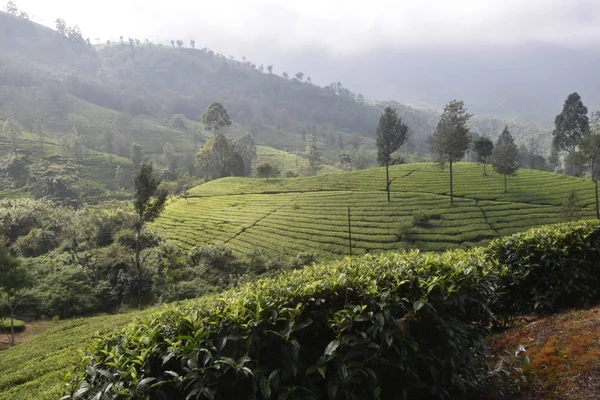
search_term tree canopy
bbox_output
[553,92,589,154]
[202,101,232,134]
[492,126,519,193]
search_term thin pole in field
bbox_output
[348,206,352,256]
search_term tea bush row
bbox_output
[69,220,600,399]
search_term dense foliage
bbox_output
[0,198,317,319]
[72,249,498,399]
[67,220,600,400]
[488,220,600,315]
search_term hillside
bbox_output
[0,10,554,163]
[3,221,600,400]
[0,312,147,400]
[153,163,596,257]
[0,128,138,203]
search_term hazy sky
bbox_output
[14,0,600,56]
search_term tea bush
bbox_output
[487,220,600,315]
[64,220,600,400]
[70,249,499,399]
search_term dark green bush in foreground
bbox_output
[71,250,498,399]
[488,220,600,315]
[68,220,600,400]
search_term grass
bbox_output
[153,163,597,257]
[255,145,341,175]
[0,312,149,400]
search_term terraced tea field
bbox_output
[255,145,341,175]
[154,163,597,257]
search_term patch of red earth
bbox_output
[490,306,600,400]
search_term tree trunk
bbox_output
[592,180,600,219]
[483,158,487,176]
[108,151,113,164]
[135,224,142,309]
[449,161,454,206]
[571,145,576,176]
[504,174,508,194]
[386,161,390,202]
[10,306,15,346]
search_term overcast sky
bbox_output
[14,0,600,56]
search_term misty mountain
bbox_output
[258,43,600,123]
[0,11,554,156]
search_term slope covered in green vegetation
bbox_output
[0,312,148,400]
[0,10,553,161]
[0,129,137,203]
[154,163,596,256]
[3,220,599,400]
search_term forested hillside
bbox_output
[0,10,553,160]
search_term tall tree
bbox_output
[3,118,21,155]
[376,107,408,202]
[192,126,203,148]
[132,161,167,308]
[33,119,45,158]
[190,39,196,48]
[0,243,31,346]
[548,145,560,172]
[492,126,519,193]
[267,65,273,75]
[162,143,176,174]
[428,100,472,205]
[579,111,600,219]
[130,142,143,167]
[473,136,494,175]
[553,92,589,175]
[202,101,231,135]
[295,72,304,81]
[256,162,278,181]
[69,131,86,165]
[235,134,257,177]
[102,123,116,164]
[6,1,18,15]
[306,135,323,176]
[195,135,244,179]
[55,18,66,34]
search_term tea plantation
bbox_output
[3,220,599,399]
[154,162,597,256]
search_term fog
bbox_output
[15,0,600,120]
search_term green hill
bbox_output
[3,220,600,399]
[0,312,147,400]
[0,128,138,203]
[0,10,553,162]
[153,163,596,256]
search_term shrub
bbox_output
[70,249,498,399]
[285,170,299,178]
[0,318,25,333]
[412,211,442,227]
[396,220,413,240]
[13,228,58,257]
[68,220,600,400]
[486,220,600,315]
